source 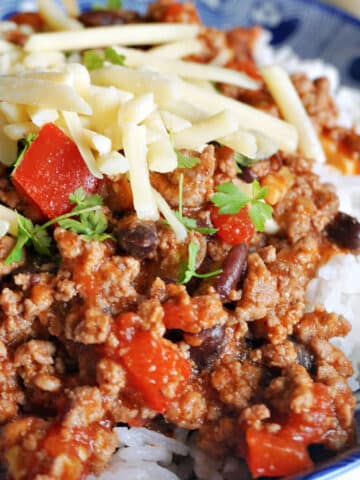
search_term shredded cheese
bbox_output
[160,110,191,133]
[0,76,92,115]
[97,151,129,176]
[250,130,278,160]
[23,51,66,69]
[152,188,187,242]
[179,80,299,153]
[148,137,178,173]
[112,46,259,90]
[4,122,39,141]
[63,0,80,17]
[150,39,203,59]
[0,102,28,123]
[91,66,181,106]
[119,93,155,125]
[174,110,238,150]
[25,23,200,52]
[27,106,59,127]
[262,65,326,163]
[122,123,159,221]
[62,111,103,179]
[38,0,83,31]
[0,205,18,236]
[219,130,258,158]
[83,129,112,155]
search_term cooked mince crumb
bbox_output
[0,0,358,479]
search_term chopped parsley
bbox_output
[12,133,37,173]
[176,150,200,169]
[84,47,125,71]
[179,240,222,284]
[5,188,111,265]
[211,180,273,232]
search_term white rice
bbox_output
[96,31,360,480]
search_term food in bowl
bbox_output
[0,1,358,479]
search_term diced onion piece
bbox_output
[0,113,17,166]
[261,65,325,162]
[150,38,203,59]
[62,111,102,179]
[122,123,159,221]
[112,46,259,90]
[180,81,298,153]
[27,106,59,127]
[65,63,91,97]
[251,130,278,160]
[0,220,10,239]
[23,51,65,69]
[0,205,17,235]
[25,23,200,52]
[91,66,180,106]
[160,110,191,133]
[0,76,92,115]
[174,110,238,150]
[63,0,80,17]
[0,102,28,123]
[38,0,83,31]
[152,188,187,242]
[97,151,129,176]
[148,136,177,173]
[119,93,155,125]
[4,122,39,141]
[219,130,257,158]
[264,218,280,234]
[83,129,112,155]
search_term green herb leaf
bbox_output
[12,133,37,173]
[251,179,268,201]
[211,182,250,215]
[234,152,256,171]
[249,200,273,232]
[83,50,104,71]
[176,150,200,169]
[92,0,122,10]
[5,189,110,265]
[179,241,222,284]
[104,47,125,66]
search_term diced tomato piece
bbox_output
[211,206,255,245]
[246,428,313,478]
[12,123,98,219]
[163,302,198,333]
[9,12,44,31]
[111,313,191,413]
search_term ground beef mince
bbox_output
[0,1,357,479]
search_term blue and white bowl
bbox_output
[0,0,360,479]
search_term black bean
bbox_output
[115,221,159,259]
[214,243,248,300]
[78,9,141,27]
[293,342,314,373]
[326,211,360,250]
[190,325,225,371]
[238,167,258,183]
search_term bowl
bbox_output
[0,1,359,479]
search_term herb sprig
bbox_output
[174,174,217,235]
[5,188,111,265]
[176,150,200,169]
[234,151,257,173]
[211,180,273,232]
[179,241,222,284]
[12,133,37,172]
[84,47,125,71]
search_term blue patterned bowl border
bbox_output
[0,0,359,478]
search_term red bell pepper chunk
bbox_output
[12,123,98,219]
[246,428,314,478]
[112,313,191,413]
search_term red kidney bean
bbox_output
[326,212,360,250]
[78,9,142,27]
[214,243,248,300]
[190,325,225,371]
